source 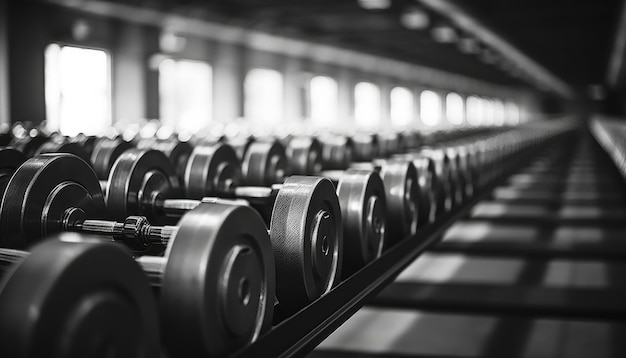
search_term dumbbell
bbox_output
[90,137,134,180]
[0,152,341,317]
[34,136,91,164]
[284,136,323,175]
[356,161,420,237]
[324,159,419,247]
[134,203,277,357]
[9,130,50,157]
[0,164,277,356]
[106,149,341,310]
[222,135,289,187]
[240,139,288,186]
[227,135,255,161]
[70,133,98,156]
[0,147,26,198]
[317,134,354,170]
[136,138,193,181]
[351,133,379,162]
[272,134,388,274]
[0,236,160,358]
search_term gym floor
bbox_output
[310,135,626,358]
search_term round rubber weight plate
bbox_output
[36,142,91,165]
[0,154,105,249]
[184,143,241,199]
[0,235,160,358]
[0,147,26,199]
[319,134,354,170]
[413,156,437,226]
[379,160,419,244]
[90,138,133,180]
[160,203,274,357]
[270,176,342,314]
[337,169,387,277]
[242,140,287,186]
[137,139,193,181]
[286,137,323,175]
[106,149,181,223]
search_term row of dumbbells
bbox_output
[0,119,576,357]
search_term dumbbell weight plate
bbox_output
[185,143,241,199]
[10,135,49,157]
[413,156,438,225]
[91,138,133,180]
[0,154,105,249]
[36,141,91,164]
[349,160,420,243]
[452,145,474,198]
[137,139,193,181]
[270,176,342,315]
[228,136,255,161]
[319,134,354,170]
[161,203,275,357]
[419,148,453,216]
[0,235,160,358]
[443,147,464,207]
[378,161,419,245]
[71,134,97,156]
[107,149,181,224]
[286,137,323,175]
[242,141,287,186]
[337,169,386,277]
[352,133,379,162]
[0,147,26,198]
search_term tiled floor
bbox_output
[311,139,626,358]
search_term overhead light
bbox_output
[479,48,498,64]
[400,6,430,30]
[160,30,186,53]
[458,37,479,54]
[357,0,391,10]
[431,25,458,43]
[72,19,90,41]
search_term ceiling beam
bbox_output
[607,0,626,87]
[416,0,575,99]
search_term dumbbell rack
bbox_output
[233,132,565,357]
[309,124,626,357]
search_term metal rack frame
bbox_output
[233,136,570,358]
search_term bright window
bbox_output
[45,44,111,136]
[354,82,381,128]
[445,92,464,126]
[420,90,442,126]
[159,58,212,133]
[506,102,520,125]
[310,75,339,126]
[390,87,414,127]
[493,99,505,126]
[466,95,483,126]
[244,68,283,125]
[482,98,494,126]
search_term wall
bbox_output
[0,0,8,126]
[4,1,542,129]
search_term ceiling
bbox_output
[105,0,625,94]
